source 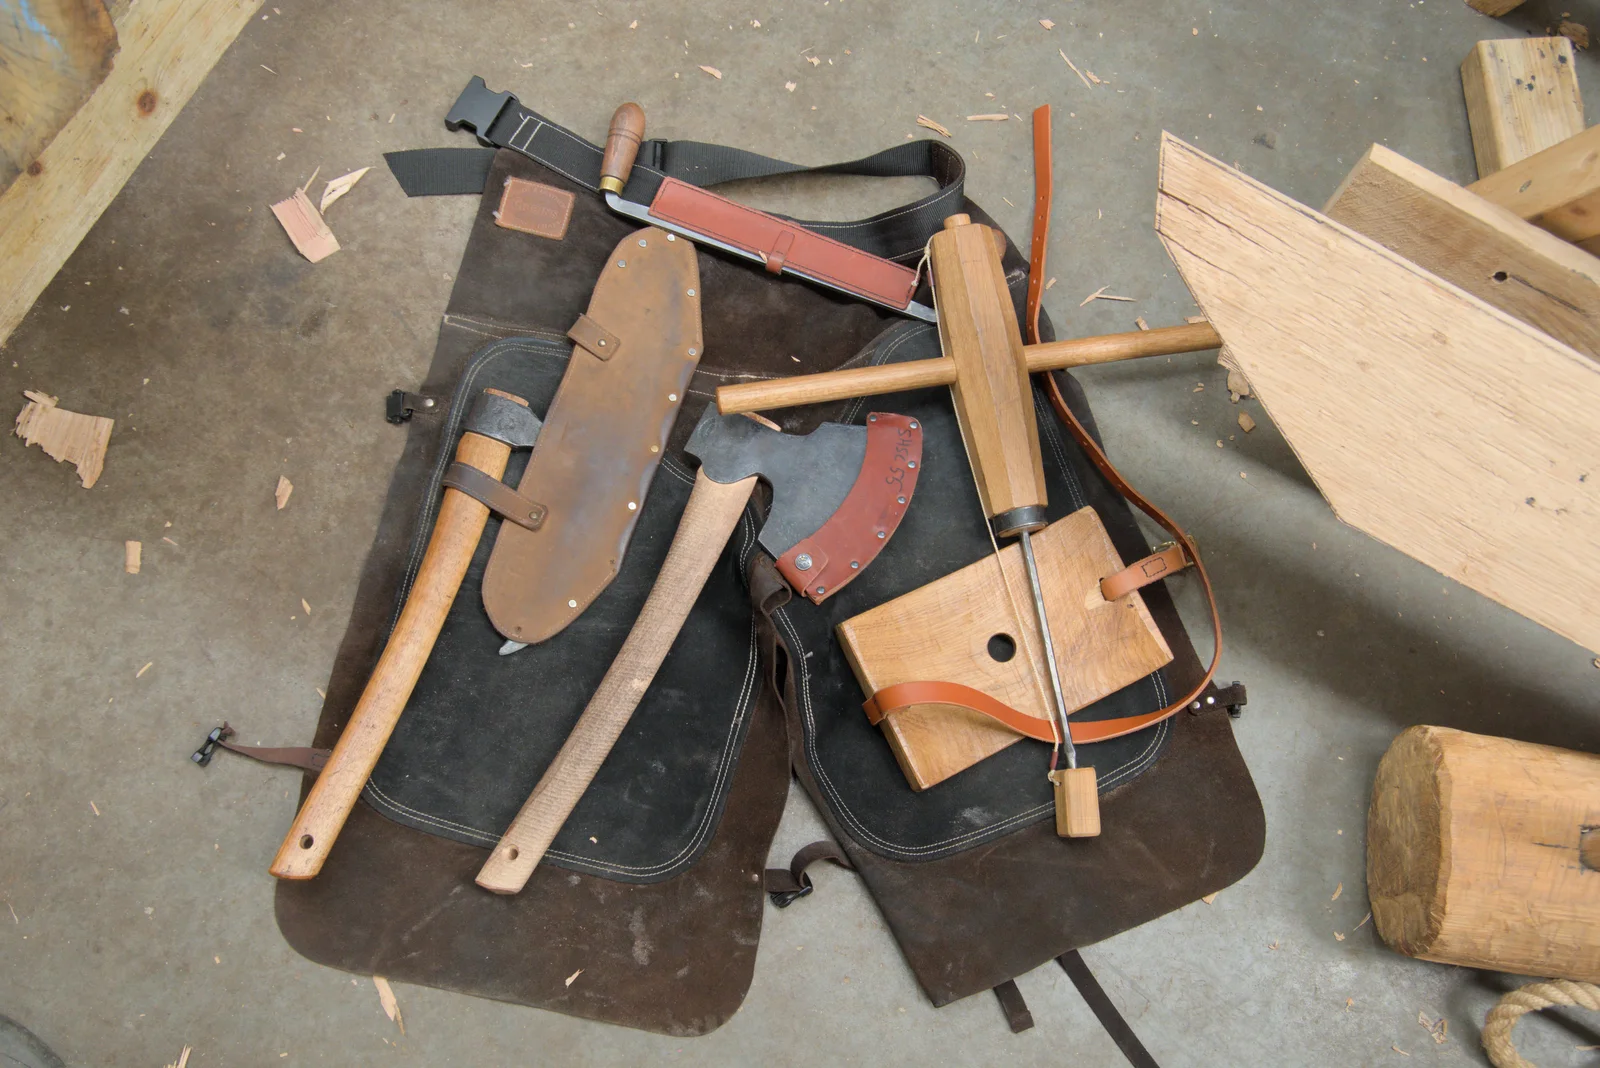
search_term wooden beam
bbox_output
[1461,38,1584,178]
[0,0,118,190]
[1156,133,1600,653]
[1470,124,1600,255]
[0,0,262,347]
[1324,143,1600,360]
[1465,0,1528,16]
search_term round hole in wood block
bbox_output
[505,846,519,861]
[1492,270,1509,283]
[987,633,1017,663]
[299,834,314,850]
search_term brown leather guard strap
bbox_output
[865,681,1057,743]
[1101,545,1190,601]
[441,461,548,531]
[1027,103,1222,744]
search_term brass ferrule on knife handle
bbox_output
[599,102,646,195]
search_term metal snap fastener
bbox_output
[795,553,813,571]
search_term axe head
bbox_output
[685,407,924,603]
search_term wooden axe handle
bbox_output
[270,396,524,880]
[714,321,1222,415]
[476,468,758,894]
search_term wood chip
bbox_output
[319,167,371,212]
[1085,70,1104,85]
[1226,367,1251,398]
[916,115,952,137]
[1560,19,1589,49]
[1354,911,1372,930]
[1045,277,1057,290]
[1238,411,1256,433]
[1201,891,1219,904]
[1392,1045,1409,1056]
[966,113,1009,121]
[1193,383,1205,392]
[165,1047,191,1068]
[373,976,405,1034]
[564,968,583,987]
[699,64,722,79]
[90,800,100,816]
[301,597,312,615]
[1185,315,1207,324]
[1079,286,1134,305]
[125,540,141,574]
[1334,931,1345,941]
[1039,18,1055,29]
[741,412,782,432]
[271,189,339,263]
[1331,882,1343,901]
[14,390,114,488]
[1268,940,1279,950]
[162,536,177,546]
[1135,317,1150,330]
[136,661,152,678]
[628,19,637,28]
[806,55,821,66]
[1059,49,1092,88]
[785,80,796,91]
[275,476,293,510]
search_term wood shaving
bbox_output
[699,64,722,79]
[1354,911,1372,930]
[785,80,796,92]
[916,115,952,137]
[1201,891,1219,904]
[275,476,293,510]
[741,412,781,432]
[1391,1045,1409,1056]
[14,390,114,488]
[125,541,141,574]
[301,598,312,615]
[966,113,1008,121]
[1238,412,1256,433]
[162,536,177,546]
[1085,70,1104,85]
[1331,882,1342,901]
[1334,931,1345,941]
[1560,20,1589,49]
[1079,286,1134,305]
[1268,940,1279,950]
[1045,277,1057,290]
[137,661,152,678]
[271,189,339,263]
[806,55,821,66]
[1059,50,1092,88]
[1135,317,1149,330]
[373,976,405,1034]
[565,968,584,987]
[90,801,100,816]
[1227,367,1251,399]
[319,167,371,212]
[165,1047,191,1068]
[1346,998,1354,1011]
[1185,315,1207,324]
[1193,383,1205,392]
[628,19,637,28]
[1039,18,1055,29]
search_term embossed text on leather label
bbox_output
[494,177,576,240]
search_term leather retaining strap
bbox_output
[191,724,329,773]
[1101,544,1190,601]
[441,461,548,531]
[993,979,1035,1034]
[763,839,854,908]
[1059,951,1161,1067]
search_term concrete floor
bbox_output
[4,0,1600,1064]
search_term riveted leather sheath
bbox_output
[481,226,702,644]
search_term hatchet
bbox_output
[475,405,923,894]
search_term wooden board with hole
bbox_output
[837,508,1173,791]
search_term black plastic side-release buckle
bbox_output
[444,76,515,145]
[769,875,814,909]
[387,390,438,424]
[192,723,235,766]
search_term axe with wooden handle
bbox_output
[475,404,923,894]
[270,389,543,879]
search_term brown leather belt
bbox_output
[867,104,1222,747]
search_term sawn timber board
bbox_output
[1156,133,1600,654]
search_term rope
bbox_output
[1482,980,1600,1068]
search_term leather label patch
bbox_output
[494,177,575,240]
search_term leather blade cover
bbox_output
[646,178,920,313]
[481,227,702,644]
[773,413,922,604]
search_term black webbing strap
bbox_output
[1058,951,1161,1067]
[992,980,1035,1033]
[763,839,854,907]
[383,147,496,197]
[448,77,965,262]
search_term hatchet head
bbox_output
[686,407,924,604]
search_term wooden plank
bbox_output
[1470,124,1600,254]
[0,0,263,347]
[1156,133,1600,653]
[837,508,1172,790]
[1461,38,1584,177]
[1368,725,1600,982]
[0,0,118,190]
[1324,142,1600,360]
[1466,0,1528,16]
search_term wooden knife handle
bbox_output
[475,468,758,894]
[269,393,525,880]
[599,102,646,195]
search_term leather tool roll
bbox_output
[481,226,702,645]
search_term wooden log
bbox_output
[1324,143,1600,359]
[1461,38,1584,178]
[1368,725,1600,981]
[1156,132,1600,654]
[1471,125,1600,256]
[0,0,263,347]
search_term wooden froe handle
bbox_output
[476,468,758,894]
[269,391,527,880]
[714,322,1221,416]
[599,102,646,195]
